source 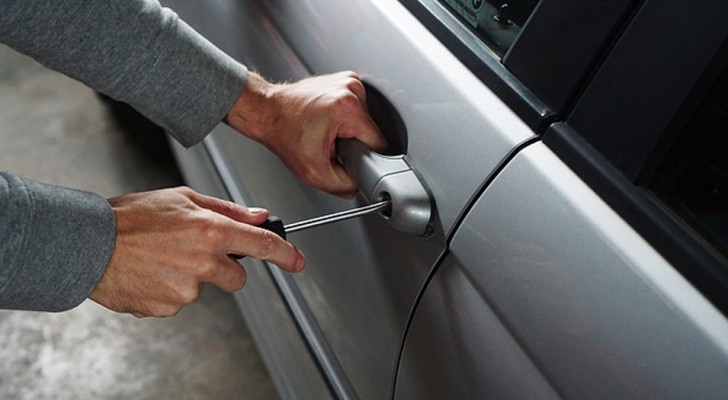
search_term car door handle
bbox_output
[338,139,433,236]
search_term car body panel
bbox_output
[168,0,535,236]
[169,139,333,400]
[397,142,728,399]
[165,0,535,398]
[211,124,449,399]
[163,1,728,399]
[396,255,561,399]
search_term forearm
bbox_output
[225,72,280,141]
[0,0,247,146]
[0,173,115,311]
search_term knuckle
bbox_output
[196,218,226,245]
[177,286,202,304]
[335,91,359,107]
[197,259,222,281]
[346,77,364,92]
[218,200,235,214]
[220,200,243,217]
[160,285,201,314]
[176,186,195,197]
[255,230,278,259]
[158,305,183,318]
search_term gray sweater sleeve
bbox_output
[0,173,115,311]
[0,0,248,147]
[0,0,249,311]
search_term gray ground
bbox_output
[0,45,278,400]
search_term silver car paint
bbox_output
[166,0,535,398]
[397,143,728,399]
[252,0,535,235]
[169,139,333,399]
[164,0,728,399]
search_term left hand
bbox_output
[90,187,305,318]
[226,71,387,198]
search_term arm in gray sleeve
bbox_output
[0,0,248,147]
[0,1,247,311]
[0,173,116,311]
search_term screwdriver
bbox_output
[231,200,391,259]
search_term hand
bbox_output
[226,71,387,198]
[89,187,305,317]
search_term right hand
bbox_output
[89,187,305,318]
[226,71,387,198]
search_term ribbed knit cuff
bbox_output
[0,173,115,311]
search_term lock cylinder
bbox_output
[338,139,434,236]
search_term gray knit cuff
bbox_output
[0,173,115,312]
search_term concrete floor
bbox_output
[0,45,278,399]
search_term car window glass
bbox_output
[439,0,539,56]
[649,65,728,259]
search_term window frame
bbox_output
[398,0,640,132]
[399,0,553,131]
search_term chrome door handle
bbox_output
[338,139,433,236]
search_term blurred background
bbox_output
[0,44,277,400]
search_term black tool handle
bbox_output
[230,216,286,260]
[258,215,286,240]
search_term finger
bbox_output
[188,190,270,224]
[346,76,367,106]
[323,162,358,198]
[229,224,306,272]
[303,151,357,197]
[340,110,388,152]
[207,256,248,292]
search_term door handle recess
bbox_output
[338,139,433,236]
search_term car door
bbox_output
[163,0,683,398]
[397,1,728,398]
[164,0,539,398]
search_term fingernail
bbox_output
[248,207,266,214]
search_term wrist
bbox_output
[226,72,281,141]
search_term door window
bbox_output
[649,66,728,259]
[439,0,539,56]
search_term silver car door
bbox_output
[397,142,728,399]
[165,0,533,398]
[397,1,728,398]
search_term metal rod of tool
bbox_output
[231,200,392,260]
[284,200,391,234]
